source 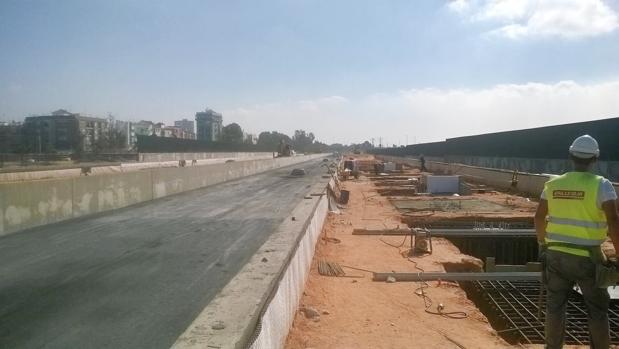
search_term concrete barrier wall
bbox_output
[1,153,281,183]
[72,171,153,218]
[378,155,619,197]
[0,168,84,183]
[171,182,330,349]
[0,154,325,236]
[1,178,74,234]
[139,152,273,162]
[249,192,328,349]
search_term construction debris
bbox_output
[317,260,346,277]
[290,168,306,176]
[300,307,321,320]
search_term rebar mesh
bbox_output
[465,280,619,345]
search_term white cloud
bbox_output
[448,0,619,39]
[474,0,533,22]
[223,80,619,145]
[447,0,472,14]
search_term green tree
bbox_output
[257,131,292,151]
[306,140,329,153]
[327,143,348,152]
[292,130,315,152]
[222,123,244,144]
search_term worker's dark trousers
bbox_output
[545,250,610,349]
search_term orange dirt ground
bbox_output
[285,156,595,349]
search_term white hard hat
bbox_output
[569,134,600,159]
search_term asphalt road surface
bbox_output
[0,159,329,349]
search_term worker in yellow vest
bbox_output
[535,135,619,348]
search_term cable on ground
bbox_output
[409,257,469,320]
[362,201,469,320]
[379,235,408,249]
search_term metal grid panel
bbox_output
[467,280,619,345]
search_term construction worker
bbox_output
[535,134,619,348]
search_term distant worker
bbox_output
[535,134,619,348]
[420,154,427,172]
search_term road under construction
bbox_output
[0,155,330,348]
[2,152,619,348]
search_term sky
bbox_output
[1,0,618,145]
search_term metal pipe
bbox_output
[353,228,535,237]
[372,271,542,282]
[352,228,410,235]
[431,229,535,237]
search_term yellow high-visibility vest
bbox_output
[545,172,607,257]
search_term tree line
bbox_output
[215,123,339,153]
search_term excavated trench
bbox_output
[423,220,538,265]
[448,236,537,265]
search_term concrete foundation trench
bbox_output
[394,219,619,346]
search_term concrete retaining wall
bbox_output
[377,155,619,197]
[0,155,325,236]
[138,152,273,162]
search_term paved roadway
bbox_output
[0,159,328,349]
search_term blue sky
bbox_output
[1,0,619,144]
